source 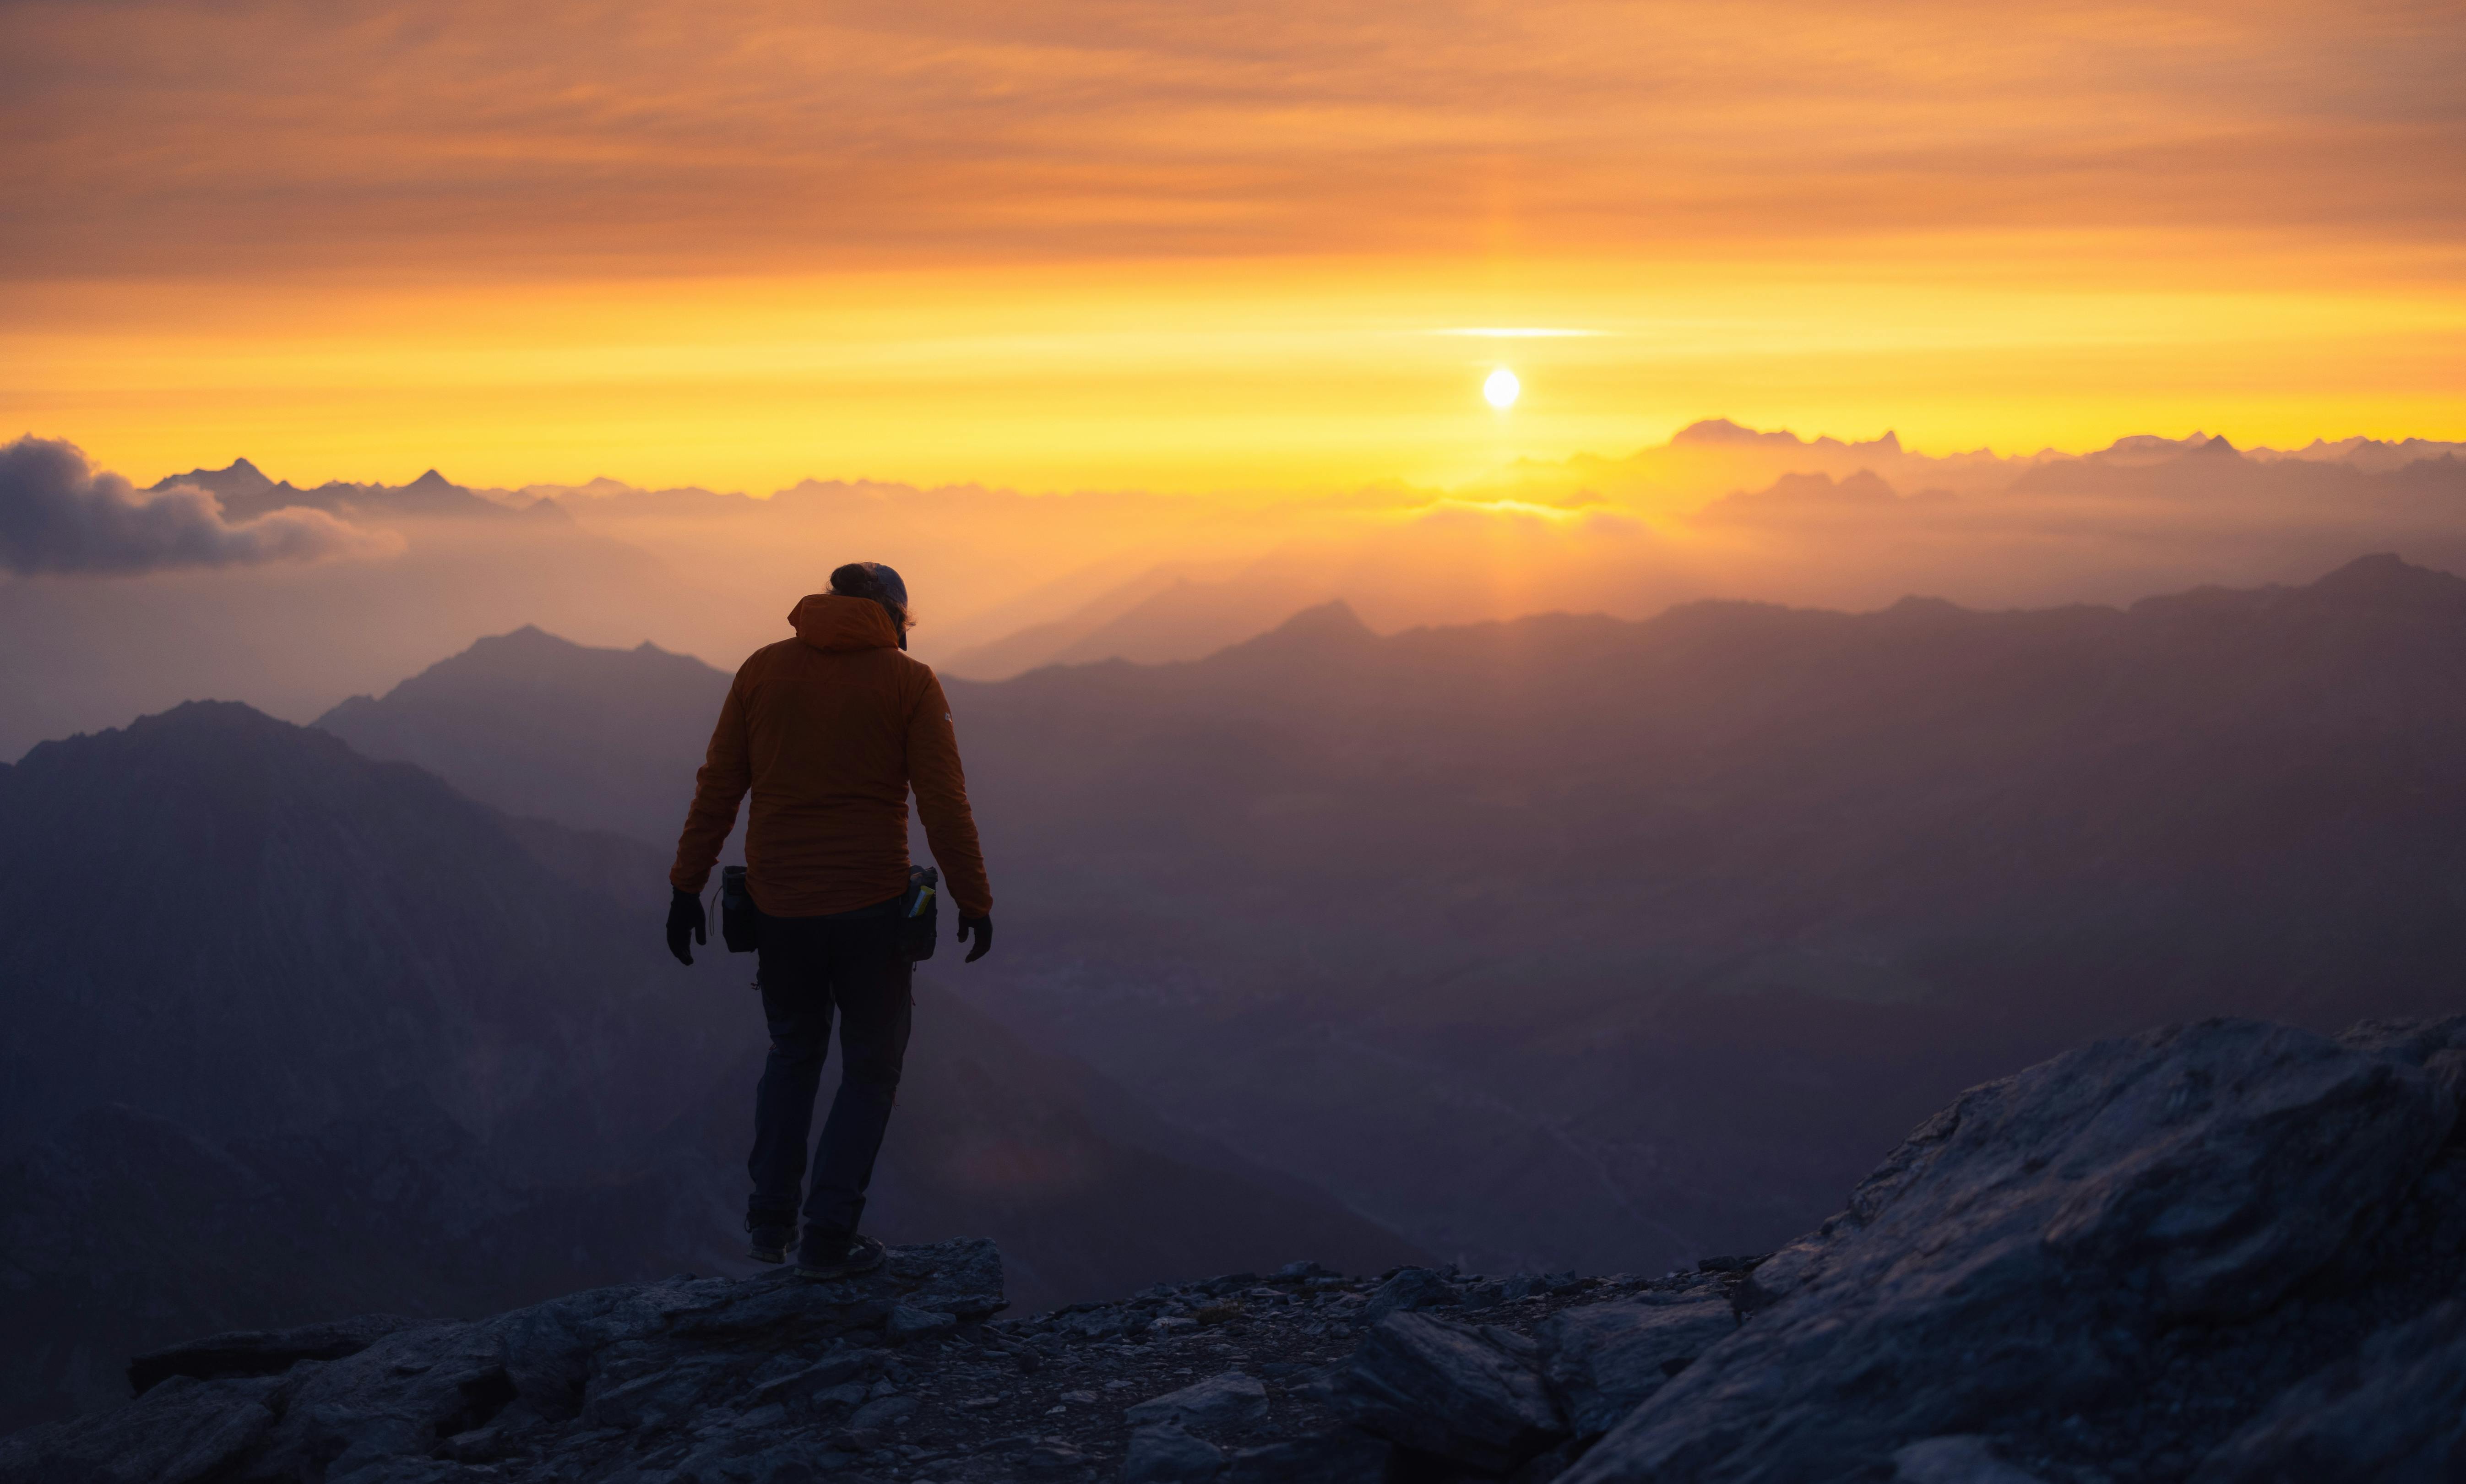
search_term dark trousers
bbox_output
[746,903,913,1238]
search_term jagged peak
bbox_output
[1668,419,1900,453]
[148,457,277,496]
[469,623,581,652]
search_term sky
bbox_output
[5,0,2462,496]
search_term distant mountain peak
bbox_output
[483,623,570,647]
[404,469,455,490]
[1672,418,1765,446]
[136,697,286,732]
[1667,419,1903,455]
[2308,552,2464,604]
[1264,600,1375,643]
[16,698,333,773]
[1880,593,1966,617]
[148,457,277,499]
[1197,600,1378,667]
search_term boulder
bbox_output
[1535,1294,1737,1437]
[849,1392,917,1432]
[1562,1019,2459,1484]
[1331,1311,1565,1473]
[1124,1371,1270,1434]
[1363,1267,1458,1323]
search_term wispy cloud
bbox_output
[2,0,2459,283]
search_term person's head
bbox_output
[829,561,913,647]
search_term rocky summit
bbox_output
[7,1015,2466,1484]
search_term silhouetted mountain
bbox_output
[148,462,545,522]
[315,625,733,845]
[317,557,2466,1286]
[940,556,2466,1268]
[151,456,282,504]
[0,701,726,1153]
[1669,417,1904,457]
[0,704,1424,1430]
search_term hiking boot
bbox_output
[746,1213,797,1265]
[795,1231,885,1281]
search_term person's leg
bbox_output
[747,917,835,1236]
[801,911,913,1242]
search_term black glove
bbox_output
[666,887,707,966]
[957,914,993,963]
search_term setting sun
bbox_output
[1484,368,1521,410]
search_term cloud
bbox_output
[3,0,2460,283]
[0,436,392,576]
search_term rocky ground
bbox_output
[6,1015,2466,1484]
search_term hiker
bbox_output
[665,561,994,1280]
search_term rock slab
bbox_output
[1563,1018,2464,1484]
[1124,1370,1271,1434]
[1536,1294,1736,1438]
[1331,1310,1565,1473]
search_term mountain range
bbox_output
[0,703,1423,1433]
[15,423,2466,762]
[288,554,2466,1285]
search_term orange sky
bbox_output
[4,0,2461,494]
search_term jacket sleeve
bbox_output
[669,666,753,893]
[907,670,994,919]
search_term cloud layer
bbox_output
[0,437,389,576]
[4,0,2460,279]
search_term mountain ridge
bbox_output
[241,555,2466,1284]
[0,701,1428,1431]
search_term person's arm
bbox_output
[907,671,993,923]
[670,667,754,896]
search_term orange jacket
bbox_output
[669,594,993,920]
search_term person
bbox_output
[665,561,994,1280]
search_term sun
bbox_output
[1483,367,1521,409]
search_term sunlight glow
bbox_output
[1485,368,1521,409]
[1434,328,1607,338]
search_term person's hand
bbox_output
[958,914,993,963]
[666,887,707,966]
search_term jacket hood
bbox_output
[789,593,902,653]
